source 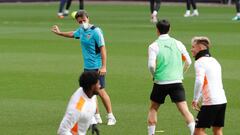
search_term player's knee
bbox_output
[148,118,156,125]
[213,127,222,135]
[98,90,108,98]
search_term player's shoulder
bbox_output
[91,26,103,35]
[195,57,210,67]
[91,25,101,31]
[148,41,158,50]
[173,38,186,47]
[75,87,84,94]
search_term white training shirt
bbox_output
[57,87,97,135]
[193,57,227,105]
[148,34,192,84]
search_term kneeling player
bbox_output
[57,71,100,135]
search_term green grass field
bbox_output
[0,2,239,135]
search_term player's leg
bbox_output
[184,0,191,17]
[97,75,116,125]
[194,128,207,135]
[233,0,240,20]
[212,104,226,135]
[190,0,199,16]
[147,83,167,135]
[170,83,195,135]
[64,0,72,16]
[149,0,157,23]
[151,0,161,22]
[147,101,160,135]
[79,0,84,10]
[176,101,195,135]
[58,0,67,18]
[97,88,116,125]
[212,127,223,135]
[155,0,161,12]
[237,0,240,13]
[149,0,154,14]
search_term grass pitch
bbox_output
[0,2,239,135]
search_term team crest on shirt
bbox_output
[87,34,91,39]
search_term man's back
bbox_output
[154,37,183,81]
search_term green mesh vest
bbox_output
[154,37,183,81]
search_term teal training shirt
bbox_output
[73,25,105,69]
[154,38,183,81]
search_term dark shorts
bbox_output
[150,83,186,104]
[195,103,227,128]
[84,69,105,89]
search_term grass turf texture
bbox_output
[0,2,239,135]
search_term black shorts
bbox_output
[150,83,186,104]
[84,69,105,89]
[195,103,227,128]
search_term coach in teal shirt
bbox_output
[73,25,105,69]
[51,10,116,126]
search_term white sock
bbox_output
[237,13,240,17]
[153,10,158,16]
[187,122,195,135]
[148,125,155,135]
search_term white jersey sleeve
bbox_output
[193,62,205,102]
[148,42,159,76]
[175,40,192,72]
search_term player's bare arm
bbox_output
[99,45,107,76]
[51,25,74,38]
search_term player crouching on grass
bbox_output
[57,71,100,135]
[191,37,227,135]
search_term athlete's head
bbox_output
[156,19,170,35]
[75,10,88,20]
[79,71,100,96]
[191,36,211,57]
[75,10,90,29]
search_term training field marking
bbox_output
[156,130,165,133]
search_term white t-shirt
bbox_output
[57,87,97,135]
[193,57,227,105]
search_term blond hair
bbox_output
[191,36,211,48]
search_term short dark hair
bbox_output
[156,19,170,34]
[75,10,88,19]
[79,71,99,91]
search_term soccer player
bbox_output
[149,0,161,23]
[191,37,227,135]
[58,0,84,18]
[147,19,195,135]
[57,71,100,135]
[184,0,199,17]
[51,10,116,126]
[232,0,240,20]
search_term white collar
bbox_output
[158,34,170,39]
